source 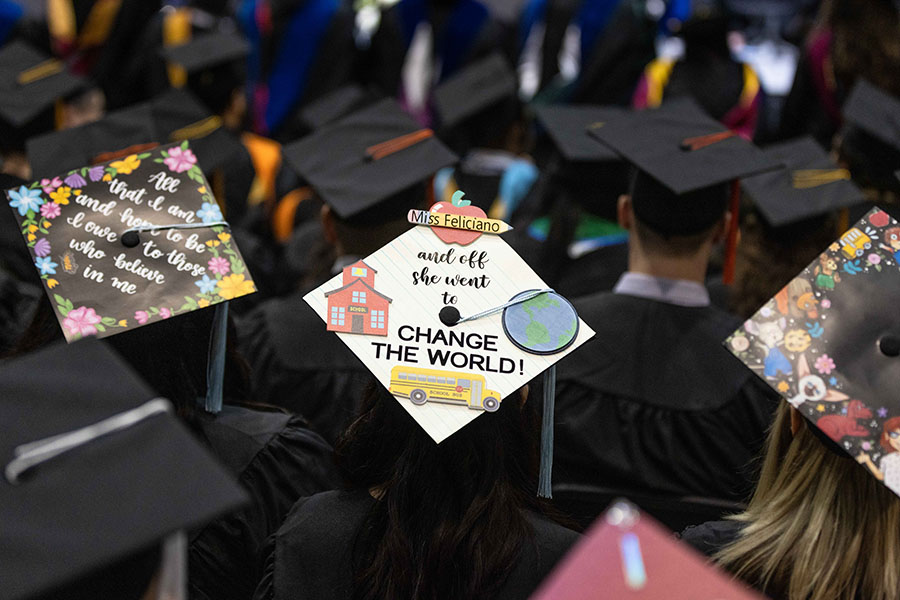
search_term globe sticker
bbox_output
[304,192,594,443]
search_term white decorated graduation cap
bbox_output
[0,339,247,600]
[741,136,864,228]
[532,500,766,599]
[304,188,594,494]
[727,207,900,498]
[282,98,458,221]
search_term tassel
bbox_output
[722,180,741,285]
[204,302,229,414]
[538,365,556,498]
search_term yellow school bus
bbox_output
[389,366,501,412]
[840,227,872,259]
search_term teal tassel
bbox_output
[204,302,229,414]
[538,365,555,498]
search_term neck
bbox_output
[627,242,710,284]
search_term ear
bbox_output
[790,407,804,437]
[617,194,633,230]
[824,389,850,402]
[710,211,730,244]
[798,353,810,378]
[744,319,759,335]
[320,204,338,246]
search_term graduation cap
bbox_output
[432,53,518,132]
[0,339,247,600]
[303,188,594,496]
[532,500,766,599]
[158,31,250,75]
[0,40,86,151]
[727,207,900,498]
[840,79,900,193]
[26,103,157,179]
[534,105,625,164]
[588,99,779,281]
[742,136,865,228]
[297,84,383,132]
[283,98,458,221]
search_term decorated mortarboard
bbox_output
[531,500,767,599]
[727,207,900,498]
[304,188,594,495]
[158,30,250,74]
[741,136,864,228]
[297,84,383,132]
[842,79,900,153]
[0,339,248,600]
[588,99,780,282]
[283,98,458,220]
[26,103,157,179]
[0,40,85,129]
[432,53,518,130]
[534,105,625,163]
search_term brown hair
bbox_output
[880,416,900,454]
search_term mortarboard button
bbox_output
[879,335,900,358]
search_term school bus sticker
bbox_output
[389,366,501,412]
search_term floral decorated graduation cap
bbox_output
[304,188,594,495]
[727,207,900,497]
[531,500,767,599]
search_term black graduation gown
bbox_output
[0,270,39,355]
[252,490,580,600]
[554,293,780,501]
[189,405,341,600]
[236,295,371,443]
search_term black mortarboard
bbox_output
[0,339,247,600]
[588,99,778,235]
[26,103,156,179]
[742,136,865,227]
[158,31,250,75]
[0,40,85,130]
[840,79,900,193]
[842,79,900,153]
[297,84,383,132]
[433,53,517,131]
[728,207,900,499]
[283,98,457,220]
[535,105,625,163]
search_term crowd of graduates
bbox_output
[1,0,900,599]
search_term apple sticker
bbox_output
[430,190,486,246]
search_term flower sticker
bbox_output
[87,165,105,182]
[135,310,149,324]
[195,274,218,294]
[8,186,43,216]
[110,154,141,175]
[197,201,223,224]
[40,177,62,193]
[33,238,51,257]
[64,173,86,188]
[34,256,57,275]
[216,273,256,299]
[163,145,198,173]
[40,202,61,219]
[814,354,836,375]
[62,306,102,337]
[208,256,230,276]
[49,186,72,205]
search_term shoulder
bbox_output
[679,520,744,557]
[526,513,581,557]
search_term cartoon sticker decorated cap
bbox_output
[727,207,900,497]
[531,500,767,599]
[282,98,458,222]
[741,136,864,228]
[304,188,594,492]
[4,139,256,343]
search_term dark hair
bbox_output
[7,294,252,428]
[335,383,549,600]
[827,0,900,100]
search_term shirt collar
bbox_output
[613,272,710,307]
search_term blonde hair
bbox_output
[715,403,900,599]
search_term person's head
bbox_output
[881,416,900,454]
[320,181,428,258]
[618,170,729,278]
[335,382,547,600]
[716,402,900,600]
